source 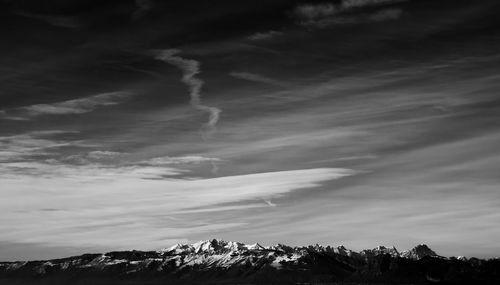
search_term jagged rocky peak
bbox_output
[159,239,441,259]
[361,245,400,257]
[192,239,223,253]
[246,242,266,250]
[333,244,353,256]
[268,243,295,253]
[400,244,438,260]
[164,242,193,254]
[162,239,266,255]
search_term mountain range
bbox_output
[1,239,499,284]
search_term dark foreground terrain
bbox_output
[1,240,499,284]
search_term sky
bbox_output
[1,0,500,261]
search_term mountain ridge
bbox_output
[1,239,499,284]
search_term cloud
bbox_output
[229,72,287,87]
[294,3,339,21]
[1,91,132,121]
[18,91,132,116]
[173,203,267,214]
[142,156,221,166]
[247,30,283,41]
[139,155,221,174]
[293,0,405,27]
[0,167,355,250]
[0,110,28,121]
[63,151,124,165]
[264,199,277,207]
[87,151,123,160]
[0,131,79,162]
[154,49,221,136]
[0,160,184,180]
[204,64,500,256]
[0,131,114,169]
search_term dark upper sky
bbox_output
[1,0,500,261]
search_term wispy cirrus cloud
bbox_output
[0,166,355,250]
[21,91,132,116]
[62,151,125,165]
[87,151,123,160]
[247,30,283,41]
[308,8,402,27]
[293,0,406,27]
[142,156,221,166]
[1,91,132,120]
[294,3,338,21]
[229,72,288,87]
[0,110,27,121]
[0,130,81,162]
[295,0,404,18]
[138,155,221,175]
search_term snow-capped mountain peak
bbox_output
[162,239,269,256]
[400,244,438,260]
[361,245,400,257]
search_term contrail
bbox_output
[154,49,221,137]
